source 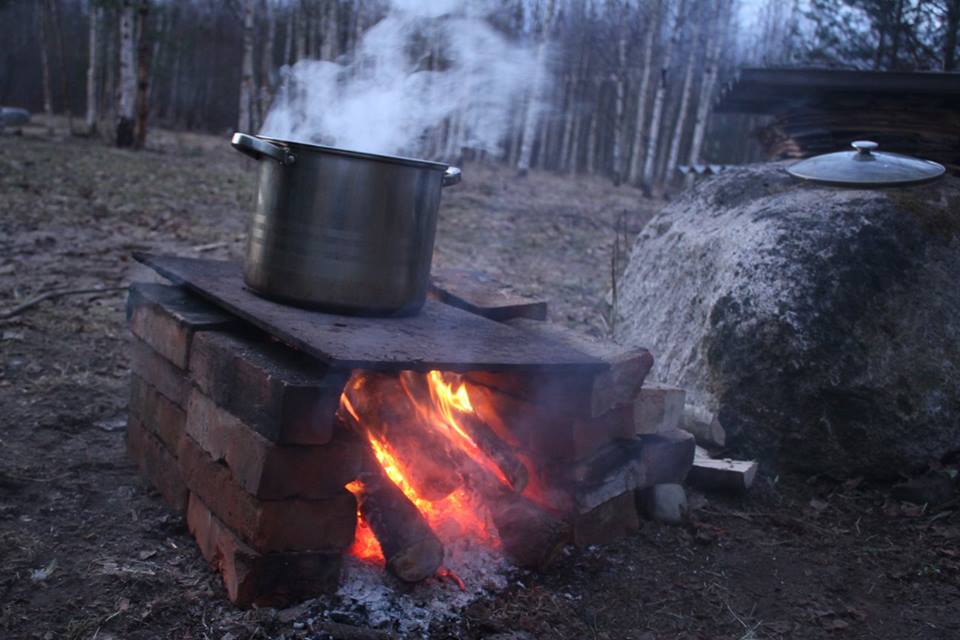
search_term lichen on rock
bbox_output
[615,162,960,476]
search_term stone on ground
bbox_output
[615,162,960,476]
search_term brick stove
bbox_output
[126,254,694,607]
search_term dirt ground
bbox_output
[0,121,958,640]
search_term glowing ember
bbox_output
[344,480,384,564]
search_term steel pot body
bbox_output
[232,133,460,315]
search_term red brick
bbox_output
[127,283,235,369]
[129,337,188,407]
[571,404,636,461]
[127,418,188,513]
[570,491,640,547]
[468,381,632,462]
[129,374,186,453]
[185,389,361,499]
[190,330,347,445]
[186,494,341,607]
[503,318,654,417]
[177,434,356,553]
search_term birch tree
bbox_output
[685,0,726,181]
[37,1,54,133]
[626,0,661,185]
[258,0,277,129]
[86,3,102,135]
[641,0,684,193]
[517,0,556,177]
[238,0,256,132]
[116,0,137,147]
[609,6,628,185]
[662,1,702,192]
[134,0,151,149]
[47,0,73,134]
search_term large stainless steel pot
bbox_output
[231,132,461,315]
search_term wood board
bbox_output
[133,253,606,374]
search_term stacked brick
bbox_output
[127,278,697,603]
[126,283,359,606]
[465,318,695,547]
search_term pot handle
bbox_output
[442,166,461,187]
[231,132,296,166]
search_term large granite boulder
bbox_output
[614,162,960,476]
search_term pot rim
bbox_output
[257,135,450,171]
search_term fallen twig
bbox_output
[0,286,126,320]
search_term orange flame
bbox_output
[341,371,509,568]
[400,371,511,488]
[344,480,384,564]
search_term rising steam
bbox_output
[259,0,542,158]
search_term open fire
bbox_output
[339,370,567,583]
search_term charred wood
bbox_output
[341,373,463,501]
[354,452,444,583]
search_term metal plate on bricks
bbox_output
[133,253,607,374]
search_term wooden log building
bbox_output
[714,68,960,172]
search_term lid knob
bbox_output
[851,140,879,155]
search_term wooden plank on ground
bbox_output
[429,267,547,321]
[687,446,757,492]
[132,254,606,374]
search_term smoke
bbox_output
[259,0,542,159]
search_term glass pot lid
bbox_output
[787,141,946,187]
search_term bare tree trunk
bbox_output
[662,4,702,193]
[296,0,307,61]
[37,2,55,134]
[116,0,137,147]
[517,0,556,176]
[238,0,256,133]
[888,0,905,69]
[47,0,73,134]
[946,0,960,71]
[585,80,599,175]
[283,2,294,65]
[351,0,364,54]
[686,0,726,187]
[610,24,627,185]
[133,0,151,149]
[558,73,576,171]
[322,0,338,60]
[626,0,662,185]
[567,108,584,174]
[86,5,102,134]
[259,0,277,129]
[642,0,684,194]
[103,11,116,124]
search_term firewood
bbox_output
[485,486,569,569]
[681,405,726,449]
[342,373,463,501]
[354,457,444,583]
[393,371,529,493]
[445,409,529,492]
[687,447,757,493]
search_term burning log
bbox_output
[456,411,529,492]
[351,465,444,583]
[398,371,529,492]
[341,373,463,501]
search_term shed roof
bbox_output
[714,68,960,115]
